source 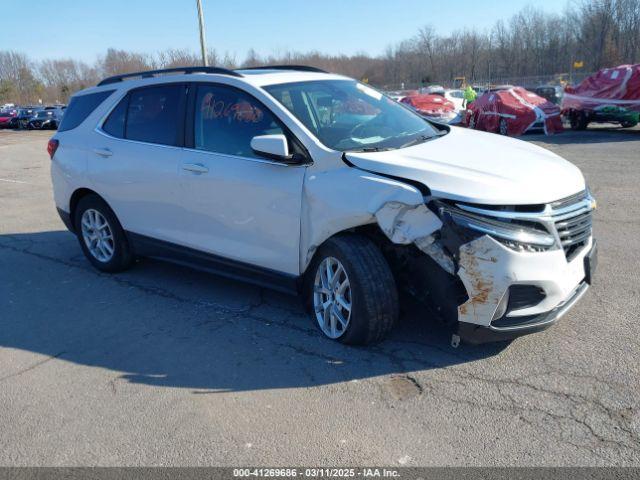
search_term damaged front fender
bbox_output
[373,201,455,274]
[300,165,511,330]
[300,167,448,272]
[374,201,442,245]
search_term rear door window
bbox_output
[58,90,114,132]
[193,84,284,159]
[125,85,185,146]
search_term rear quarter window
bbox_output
[58,90,114,132]
[102,95,128,138]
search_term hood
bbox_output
[345,126,585,205]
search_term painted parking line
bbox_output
[0,178,33,185]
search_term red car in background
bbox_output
[0,110,17,128]
[463,86,563,136]
[561,63,640,130]
[400,93,459,124]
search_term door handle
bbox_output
[93,148,112,157]
[182,163,209,174]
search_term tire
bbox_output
[570,111,589,130]
[499,118,509,136]
[305,233,399,345]
[74,194,134,273]
[468,115,476,129]
[621,121,637,128]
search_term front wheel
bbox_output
[499,118,509,136]
[306,234,399,345]
[468,115,476,129]
[621,121,637,128]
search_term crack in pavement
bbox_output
[421,370,640,454]
[0,351,66,383]
[2,239,638,457]
[0,240,294,317]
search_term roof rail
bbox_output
[97,66,242,86]
[238,65,328,73]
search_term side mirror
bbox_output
[250,134,294,163]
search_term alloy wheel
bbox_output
[81,209,115,263]
[313,257,352,339]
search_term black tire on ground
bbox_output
[570,111,589,130]
[74,194,134,273]
[305,233,399,345]
[621,121,637,128]
[499,118,509,136]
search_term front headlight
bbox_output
[434,202,556,252]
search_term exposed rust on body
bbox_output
[457,239,498,322]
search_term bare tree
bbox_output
[39,59,97,103]
[0,51,42,104]
[157,49,200,69]
[99,48,154,77]
[1,0,639,104]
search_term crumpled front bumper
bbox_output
[455,235,597,344]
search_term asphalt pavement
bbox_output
[0,127,638,466]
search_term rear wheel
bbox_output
[306,234,399,345]
[621,121,637,128]
[74,195,134,272]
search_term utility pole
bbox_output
[196,0,208,66]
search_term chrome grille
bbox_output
[551,191,592,260]
[452,189,594,259]
[550,190,588,210]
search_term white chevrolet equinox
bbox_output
[49,66,597,346]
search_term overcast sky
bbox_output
[2,0,568,62]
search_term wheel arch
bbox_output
[302,223,382,277]
[68,188,109,231]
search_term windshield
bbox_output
[264,80,440,152]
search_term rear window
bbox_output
[58,90,114,132]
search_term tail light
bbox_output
[47,138,59,159]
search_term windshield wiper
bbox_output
[400,130,448,149]
[347,146,394,153]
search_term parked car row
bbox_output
[386,63,639,137]
[0,105,66,130]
